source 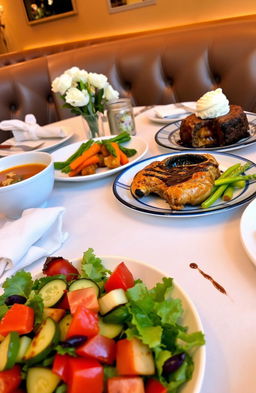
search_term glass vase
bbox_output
[82,113,105,139]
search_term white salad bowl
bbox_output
[31,255,205,393]
[0,151,54,219]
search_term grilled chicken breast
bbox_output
[131,153,220,210]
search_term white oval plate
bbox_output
[113,151,256,217]
[147,102,196,124]
[155,111,256,152]
[51,135,148,182]
[240,197,256,267]
[30,255,205,393]
[0,127,74,157]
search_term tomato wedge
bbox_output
[145,379,167,393]
[0,304,34,336]
[43,257,79,281]
[52,354,70,383]
[68,357,103,393]
[66,305,99,338]
[0,365,21,393]
[67,288,99,314]
[104,262,135,292]
[76,334,116,364]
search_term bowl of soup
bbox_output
[0,152,54,218]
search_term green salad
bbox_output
[0,249,205,393]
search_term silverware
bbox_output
[134,105,155,117]
[0,142,44,151]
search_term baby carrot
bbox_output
[119,147,129,165]
[69,143,101,171]
[68,155,100,177]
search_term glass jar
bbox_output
[107,98,136,136]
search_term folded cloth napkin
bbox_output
[0,207,69,280]
[154,102,196,119]
[0,114,66,142]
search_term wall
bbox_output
[1,0,256,53]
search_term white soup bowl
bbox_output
[0,151,54,218]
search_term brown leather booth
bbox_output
[0,15,255,142]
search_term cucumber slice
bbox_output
[59,314,72,341]
[0,332,20,371]
[99,288,128,315]
[69,278,100,297]
[39,279,67,307]
[27,367,60,393]
[99,318,123,339]
[103,305,130,324]
[24,318,59,365]
[16,336,32,363]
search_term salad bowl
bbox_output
[30,255,206,393]
[1,254,205,393]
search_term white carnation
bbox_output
[65,67,88,84]
[65,87,90,107]
[51,74,72,95]
[103,83,119,101]
[88,72,108,89]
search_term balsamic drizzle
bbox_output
[189,262,227,295]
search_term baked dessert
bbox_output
[179,89,249,147]
[131,153,220,210]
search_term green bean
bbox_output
[222,186,234,201]
[119,145,137,157]
[201,162,251,209]
[54,140,94,171]
[215,173,256,186]
[233,180,246,189]
[109,131,131,144]
[201,185,229,209]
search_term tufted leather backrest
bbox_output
[47,20,256,113]
[0,16,255,142]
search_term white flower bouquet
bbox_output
[51,67,119,138]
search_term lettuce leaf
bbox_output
[81,248,110,282]
[26,292,44,327]
[0,270,33,305]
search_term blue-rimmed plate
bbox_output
[113,151,256,217]
[155,111,256,152]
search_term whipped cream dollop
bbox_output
[195,88,230,119]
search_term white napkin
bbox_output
[0,114,66,142]
[0,207,69,279]
[154,102,196,119]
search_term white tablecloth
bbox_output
[1,110,256,393]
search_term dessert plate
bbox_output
[0,126,74,157]
[146,102,196,124]
[113,151,256,217]
[52,135,148,182]
[155,111,256,152]
[240,197,256,267]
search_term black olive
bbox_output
[61,335,87,348]
[5,295,27,306]
[162,352,186,377]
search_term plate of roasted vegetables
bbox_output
[113,151,256,217]
[52,132,148,182]
[0,249,205,393]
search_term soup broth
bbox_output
[0,163,46,187]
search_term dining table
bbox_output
[1,107,256,393]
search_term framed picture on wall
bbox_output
[23,0,77,25]
[107,0,156,14]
